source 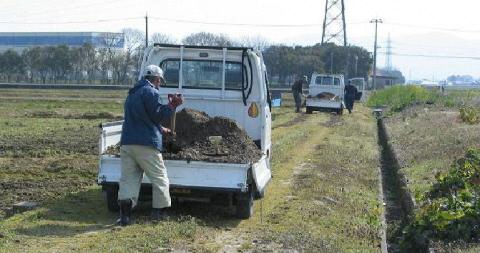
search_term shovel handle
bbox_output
[170,110,176,134]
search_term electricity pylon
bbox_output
[321,0,347,47]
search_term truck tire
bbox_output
[306,107,313,114]
[105,185,119,212]
[235,188,254,219]
[337,108,344,115]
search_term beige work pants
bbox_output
[118,145,171,209]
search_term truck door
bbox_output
[252,58,272,197]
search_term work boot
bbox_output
[151,208,168,222]
[117,199,132,226]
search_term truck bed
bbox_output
[306,98,343,109]
[98,154,270,193]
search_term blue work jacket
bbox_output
[120,78,173,151]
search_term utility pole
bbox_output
[370,18,383,90]
[354,55,358,77]
[330,52,334,74]
[145,13,149,47]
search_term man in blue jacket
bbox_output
[118,65,183,226]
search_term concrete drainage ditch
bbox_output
[375,110,416,253]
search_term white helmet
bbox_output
[144,65,164,78]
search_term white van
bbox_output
[306,73,345,114]
[97,44,272,219]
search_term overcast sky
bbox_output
[2,0,480,80]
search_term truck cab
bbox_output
[348,77,366,100]
[306,73,345,114]
[97,44,272,219]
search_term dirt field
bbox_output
[0,89,127,219]
[0,89,381,252]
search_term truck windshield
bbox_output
[315,76,340,86]
[160,59,244,90]
[350,79,364,89]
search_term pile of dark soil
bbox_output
[307,92,338,101]
[105,108,263,164]
[319,92,337,100]
[162,108,262,163]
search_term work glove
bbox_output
[167,93,183,109]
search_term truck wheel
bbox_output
[105,185,119,212]
[235,188,254,219]
[306,107,313,114]
[337,108,344,115]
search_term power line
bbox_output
[150,17,367,28]
[386,22,480,34]
[0,16,367,28]
[379,52,480,60]
[390,41,480,52]
[149,16,325,28]
[1,9,369,29]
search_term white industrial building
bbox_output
[0,32,124,53]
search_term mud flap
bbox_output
[251,155,271,198]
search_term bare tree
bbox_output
[22,47,42,82]
[80,43,97,83]
[122,28,145,51]
[182,32,232,47]
[150,33,176,44]
[121,28,146,84]
[235,35,270,51]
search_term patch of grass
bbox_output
[367,86,480,115]
[0,187,216,253]
[367,85,439,112]
[385,105,480,252]
[386,108,480,195]
[460,106,479,124]
[270,95,300,128]
[405,159,452,201]
[230,106,381,252]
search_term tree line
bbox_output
[263,43,371,86]
[0,29,372,86]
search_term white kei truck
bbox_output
[348,77,366,100]
[305,73,345,114]
[97,44,272,219]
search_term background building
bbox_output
[0,32,124,53]
[370,68,405,89]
